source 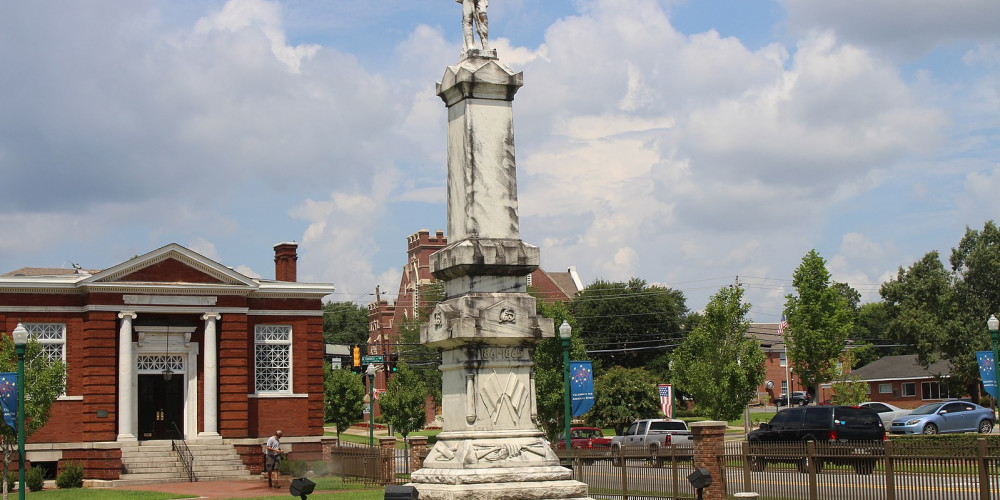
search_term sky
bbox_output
[1,0,998,322]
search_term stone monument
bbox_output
[405,5,590,500]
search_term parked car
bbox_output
[747,405,885,474]
[554,427,612,450]
[610,419,693,466]
[889,401,994,435]
[775,391,812,407]
[860,402,911,427]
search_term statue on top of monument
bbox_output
[457,0,489,53]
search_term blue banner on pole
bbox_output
[978,351,997,399]
[0,373,17,430]
[570,361,594,417]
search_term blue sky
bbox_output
[1,0,998,321]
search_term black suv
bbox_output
[775,391,812,407]
[747,406,885,474]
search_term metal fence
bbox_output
[556,439,1000,500]
[329,441,428,486]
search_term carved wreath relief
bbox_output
[498,307,516,324]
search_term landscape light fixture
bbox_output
[559,320,572,453]
[12,322,28,500]
[988,315,999,420]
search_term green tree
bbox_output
[829,352,869,406]
[0,334,66,497]
[530,299,588,441]
[378,365,427,440]
[322,301,369,345]
[851,301,895,368]
[324,365,365,439]
[570,278,687,369]
[879,251,969,397]
[783,250,853,400]
[950,221,1000,400]
[670,285,765,421]
[589,366,660,435]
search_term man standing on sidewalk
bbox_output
[265,430,285,487]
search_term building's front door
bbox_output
[138,374,184,440]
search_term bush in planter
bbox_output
[25,465,45,492]
[56,462,83,489]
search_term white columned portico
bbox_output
[117,311,138,441]
[201,313,221,437]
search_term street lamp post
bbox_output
[366,364,377,447]
[559,321,572,451]
[988,315,999,422]
[12,322,28,500]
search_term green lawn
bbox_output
[22,477,384,499]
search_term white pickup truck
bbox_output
[609,419,694,452]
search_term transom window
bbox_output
[255,325,291,393]
[24,323,65,363]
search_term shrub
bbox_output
[279,459,309,477]
[25,465,44,492]
[55,462,83,489]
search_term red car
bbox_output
[554,427,612,449]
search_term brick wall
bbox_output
[219,313,250,438]
[82,311,117,441]
[60,448,122,480]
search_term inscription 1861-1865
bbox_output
[477,347,527,360]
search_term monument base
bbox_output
[408,466,590,500]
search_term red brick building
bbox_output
[747,323,810,405]
[0,242,333,479]
[367,229,583,415]
[847,354,954,409]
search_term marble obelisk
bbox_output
[406,10,590,500]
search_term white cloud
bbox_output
[785,0,1000,59]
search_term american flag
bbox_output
[658,384,672,418]
[777,316,788,335]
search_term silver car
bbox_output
[860,402,911,427]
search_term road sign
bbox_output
[361,355,384,364]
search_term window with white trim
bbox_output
[779,351,787,367]
[254,325,291,393]
[879,383,892,394]
[780,380,787,394]
[921,381,947,400]
[902,382,916,397]
[24,323,66,363]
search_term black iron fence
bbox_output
[554,439,1000,500]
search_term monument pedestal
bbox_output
[407,50,590,500]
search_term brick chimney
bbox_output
[274,242,298,282]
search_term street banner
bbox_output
[977,351,997,399]
[658,384,673,418]
[570,361,594,417]
[0,373,16,430]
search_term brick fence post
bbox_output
[407,436,428,473]
[690,420,727,500]
[379,436,397,484]
[321,437,338,469]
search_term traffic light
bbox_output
[387,353,398,373]
[352,345,361,368]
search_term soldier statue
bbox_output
[457,0,489,52]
